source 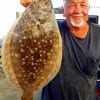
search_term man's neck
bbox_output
[68,23,89,39]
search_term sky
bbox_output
[0,0,24,38]
[0,0,63,39]
[0,0,100,39]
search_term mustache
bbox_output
[72,14,84,17]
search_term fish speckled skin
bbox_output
[1,0,62,100]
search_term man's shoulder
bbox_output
[57,19,66,25]
[90,23,100,35]
[56,19,68,36]
[57,19,67,31]
[90,23,100,30]
[90,23,100,38]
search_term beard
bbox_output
[70,19,84,28]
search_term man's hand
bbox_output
[20,0,33,7]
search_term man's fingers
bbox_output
[20,0,33,7]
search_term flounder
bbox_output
[1,0,62,100]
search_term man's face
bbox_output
[62,0,90,27]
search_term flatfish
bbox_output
[1,0,62,100]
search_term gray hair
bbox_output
[63,0,90,4]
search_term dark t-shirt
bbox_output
[41,20,100,100]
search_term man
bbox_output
[20,0,100,100]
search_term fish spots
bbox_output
[9,29,60,87]
[2,1,62,100]
[20,49,24,52]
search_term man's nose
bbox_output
[74,4,82,13]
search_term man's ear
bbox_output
[61,6,65,17]
[89,5,90,10]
